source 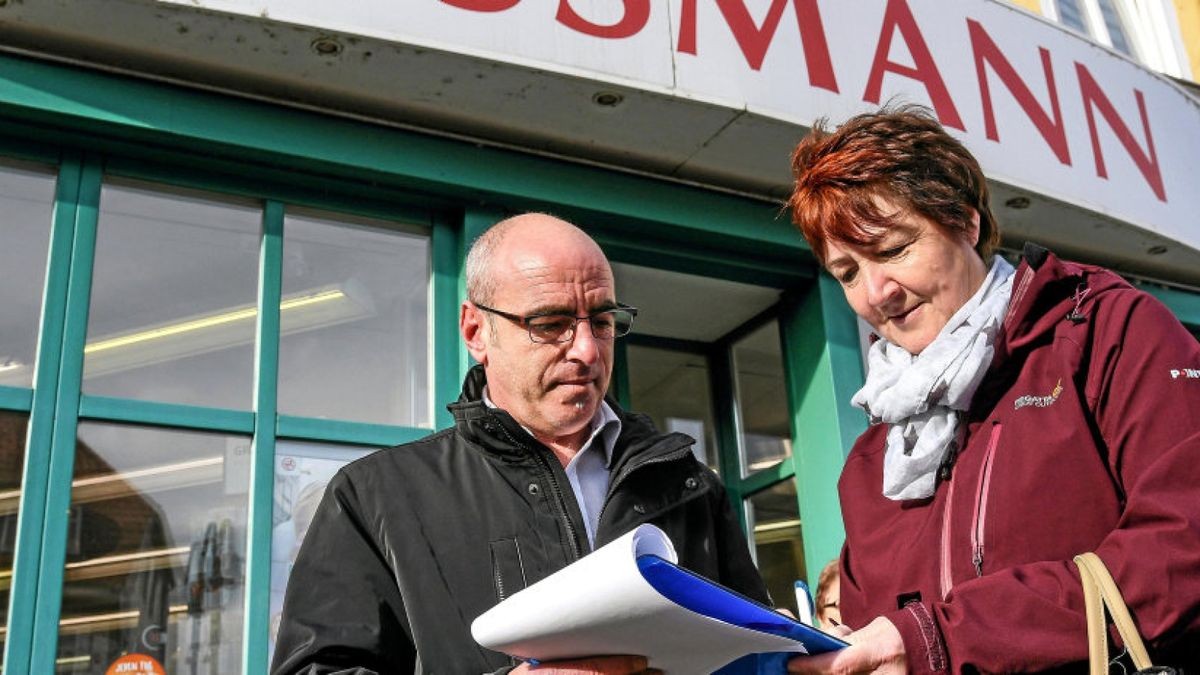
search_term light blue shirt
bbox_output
[483,388,622,548]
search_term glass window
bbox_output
[0,411,30,656]
[732,320,793,476]
[1055,0,1090,33]
[269,440,374,661]
[83,181,261,409]
[277,210,431,427]
[0,163,57,389]
[1096,0,1135,56]
[625,345,719,473]
[57,422,249,674]
[746,480,807,618]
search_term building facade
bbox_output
[0,1,1197,673]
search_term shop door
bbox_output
[611,263,816,617]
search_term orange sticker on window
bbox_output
[105,654,166,675]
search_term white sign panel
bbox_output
[162,0,1200,251]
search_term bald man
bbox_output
[272,214,769,674]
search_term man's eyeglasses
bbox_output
[473,302,638,344]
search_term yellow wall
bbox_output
[1176,0,1200,81]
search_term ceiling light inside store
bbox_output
[0,359,27,385]
[81,281,374,379]
[0,455,226,518]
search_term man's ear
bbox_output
[461,301,488,365]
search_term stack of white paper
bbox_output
[471,525,837,673]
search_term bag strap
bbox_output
[1074,552,1153,674]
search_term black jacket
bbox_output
[271,366,770,674]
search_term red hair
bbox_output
[788,105,999,265]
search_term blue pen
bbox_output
[793,580,815,626]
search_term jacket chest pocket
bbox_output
[489,538,528,603]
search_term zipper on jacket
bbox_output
[595,441,695,528]
[937,415,967,599]
[492,416,586,562]
[938,472,957,599]
[970,422,1003,578]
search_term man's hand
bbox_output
[512,655,660,674]
[786,617,905,674]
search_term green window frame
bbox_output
[0,147,464,674]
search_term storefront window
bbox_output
[269,440,374,661]
[0,411,30,657]
[732,320,793,476]
[746,480,806,618]
[83,181,261,410]
[1054,0,1090,33]
[0,162,57,389]
[57,422,249,674]
[1095,0,1134,56]
[277,210,431,427]
[625,344,720,473]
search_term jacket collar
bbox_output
[1000,243,1129,354]
[979,243,1132,406]
[447,365,693,467]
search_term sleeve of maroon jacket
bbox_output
[885,291,1200,674]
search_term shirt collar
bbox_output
[482,386,621,468]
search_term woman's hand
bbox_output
[787,617,906,674]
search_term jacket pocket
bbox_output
[489,538,528,603]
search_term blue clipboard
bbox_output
[635,553,848,673]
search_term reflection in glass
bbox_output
[732,320,793,476]
[57,422,249,674]
[269,440,374,662]
[1096,0,1134,56]
[746,480,806,618]
[278,210,431,427]
[0,411,30,656]
[83,181,261,409]
[0,163,57,389]
[625,345,719,473]
[1055,0,1090,33]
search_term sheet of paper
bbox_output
[471,525,811,673]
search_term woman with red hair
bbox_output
[785,105,1200,673]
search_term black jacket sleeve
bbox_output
[270,471,416,675]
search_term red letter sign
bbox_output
[677,0,837,92]
[557,0,650,39]
[1076,63,1166,202]
[968,19,1070,165]
[863,0,964,130]
[440,0,519,11]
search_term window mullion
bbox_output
[1083,0,1117,47]
[242,199,284,675]
[3,153,84,675]
[28,153,103,675]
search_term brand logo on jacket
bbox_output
[1170,368,1200,380]
[1014,378,1063,410]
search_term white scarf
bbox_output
[852,255,1015,500]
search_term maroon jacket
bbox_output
[838,246,1200,673]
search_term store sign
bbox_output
[167,0,1199,250]
[105,654,166,675]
